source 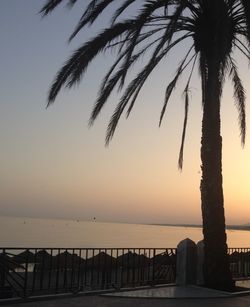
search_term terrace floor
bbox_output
[1,284,250,307]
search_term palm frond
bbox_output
[105,47,170,145]
[118,0,177,87]
[69,0,115,41]
[90,33,165,125]
[178,54,197,170]
[40,0,65,16]
[47,21,133,105]
[41,0,249,170]
[178,85,189,170]
[233,41,250,60]
[124,32,191,121]
[159,46,194,126]
[229,56,246,145]
[119,40,193,135]
[111,0,136,25]
[234,38,250,58]
[125,34,192,120]
[241,0,250,45]
[101,30,166,92]
[165,0,189,45]
[89,51,143,126]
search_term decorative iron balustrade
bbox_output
[0,248,176,299]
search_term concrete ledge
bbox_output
[1,283,250,304]
[0,284,174,305]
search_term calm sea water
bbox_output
[0,216,250,248]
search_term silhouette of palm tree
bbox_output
[40,0,250,290]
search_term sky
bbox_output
[1,1,250,225]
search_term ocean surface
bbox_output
[0,216,250,248]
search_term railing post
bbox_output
[0,249,5,288]
[0,249,13,299]
[23,249,29,298]
[152,249,155,286]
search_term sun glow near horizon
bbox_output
[0,1,250,225]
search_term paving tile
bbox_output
[102,286,231,298]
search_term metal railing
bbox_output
[228,248,250,279]
[0,247,176,299]
[2,247,250,300]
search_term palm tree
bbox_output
[40,0,250,290]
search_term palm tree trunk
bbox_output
[200,59,234,291]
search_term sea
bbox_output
[1,216,250,248]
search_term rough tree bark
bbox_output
[200,59,234,291]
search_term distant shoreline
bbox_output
[151,223,250,231]
[1,216,249,231]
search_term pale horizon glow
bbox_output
[1,1,250,225]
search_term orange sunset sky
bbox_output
[1,1,250,225]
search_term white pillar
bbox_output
[176,238,197,286]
